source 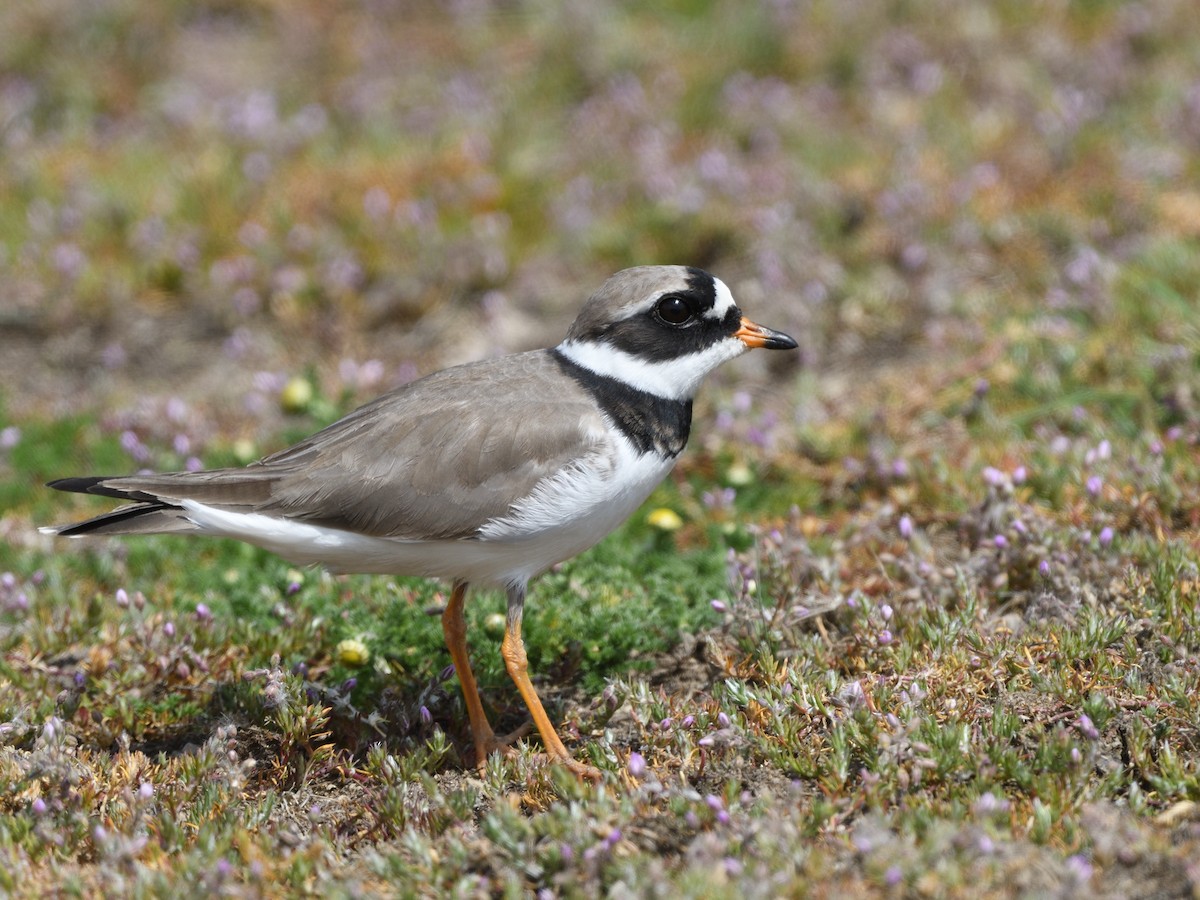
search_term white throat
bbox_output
[556,336,747,401]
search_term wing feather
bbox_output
[49,351,610,541]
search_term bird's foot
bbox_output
[472,723,601,781]
[553,754,603,782]
[474,720,534,766]
[517,750,603,783]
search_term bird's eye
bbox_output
[655,295,693,326]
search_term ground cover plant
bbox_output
[2,0,1200,895]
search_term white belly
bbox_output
[177,436,675,587]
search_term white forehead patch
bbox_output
[705,277,737,320]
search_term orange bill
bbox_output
[734,316,798,350]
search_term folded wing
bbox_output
[44,351,610,541]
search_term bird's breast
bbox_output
[476,434,677,550]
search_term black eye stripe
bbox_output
[563,269,742,361]
[584,287,741,360]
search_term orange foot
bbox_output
[473,724,601,782]
[473,720,534,767]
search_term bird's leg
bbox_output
[441,580,500,770]
[501,584,601,781]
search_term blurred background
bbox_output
[3,0,1196,461]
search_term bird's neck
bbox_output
[551,349,692,457]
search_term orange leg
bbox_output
[441,581,498,769]
[501,584,601,781]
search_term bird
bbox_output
[41,265,797,779]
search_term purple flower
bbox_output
[419,706,432,727]
[628,751,646,778]
[878,629,894,646]
[1098,526,1114,547]
[1039,559,1051,576]
[898,514,914,539]
[116,588,129,608]
[120,430,150,462]
[54,243,87,278]
[163,621,175,638]
[195,603,212,622]
[880,604,893,621]
[973,792,1006,815]
[1012,465,1028,484]
[1086,475,1103,497]
[138,782,154,800]
[101,342,127,368]
[717,712,731,728]
[982,466,1005,487]
[1066,854,1094,883]
[993,534,1008,549]
[702,487,737,509]
[1078,714,1100,740]
[710,599,727,613]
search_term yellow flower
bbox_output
[646,508,683,532]
[725,462,754,487]
[484,612,506,638]
[280,376,314,413]
[232,439,257,464]
[336,638,370,667]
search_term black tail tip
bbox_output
[46,476,110,494]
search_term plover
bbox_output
[42,265,797,778]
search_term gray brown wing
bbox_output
[61,351,609,540]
